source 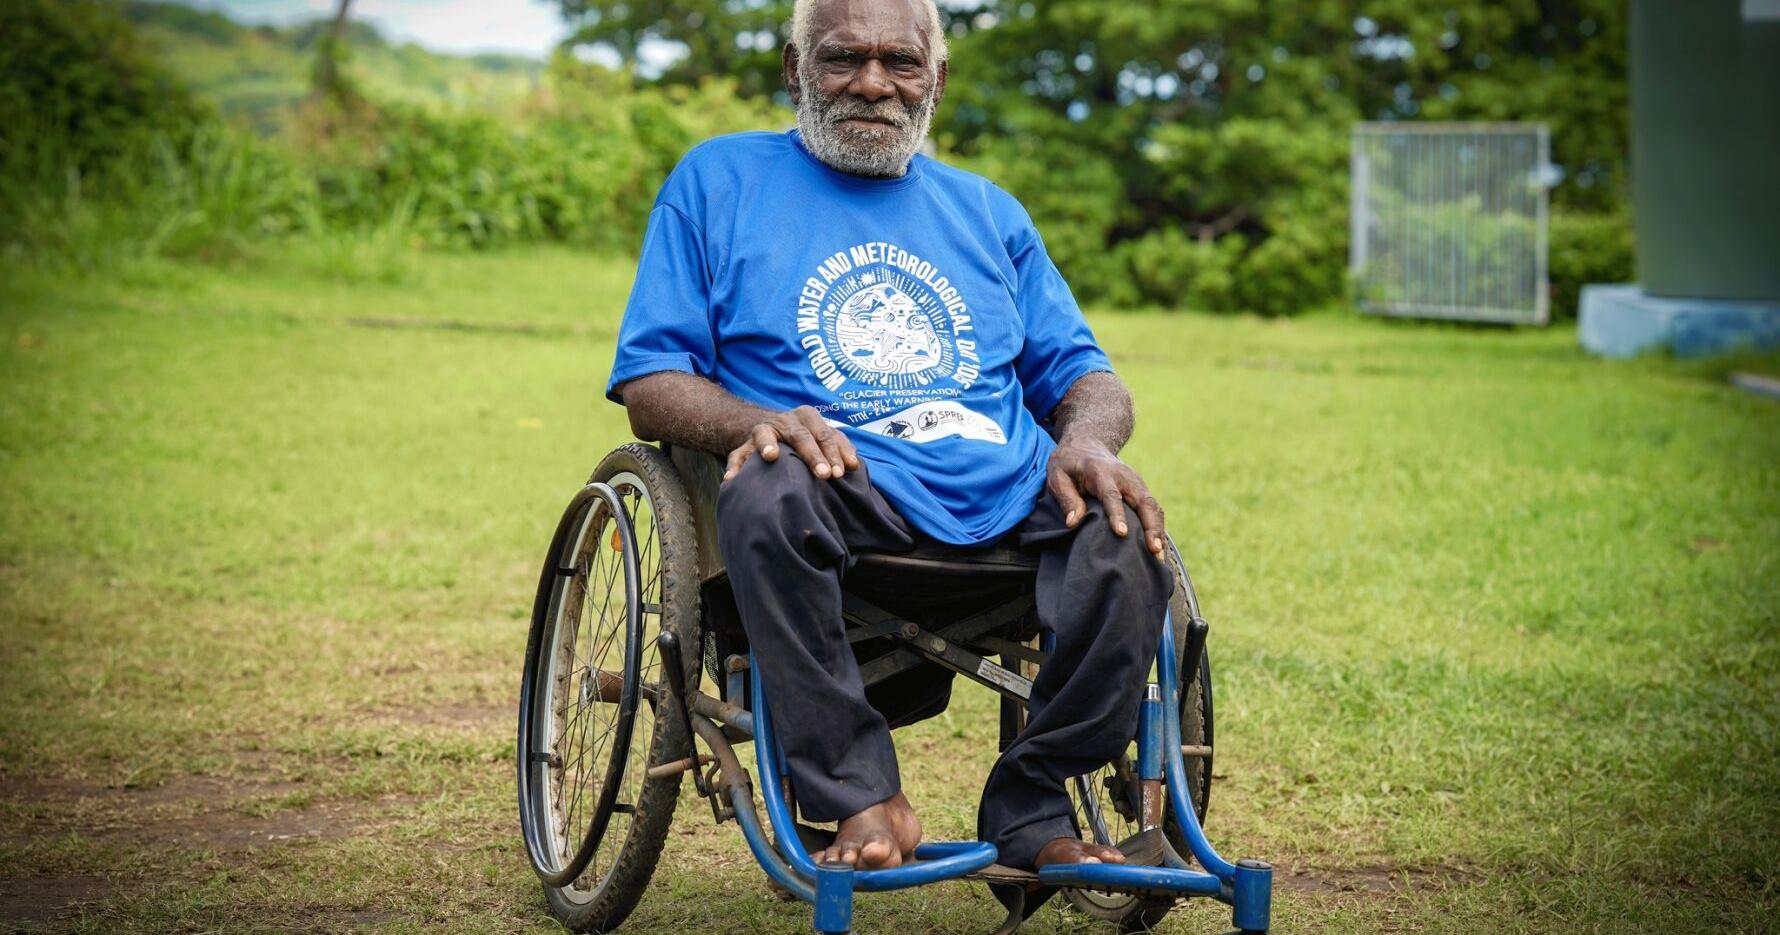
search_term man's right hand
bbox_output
[723,405,861,482]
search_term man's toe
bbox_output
[859,835,894,868]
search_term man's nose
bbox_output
[847,59,897,102]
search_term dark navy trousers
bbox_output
[716,453,1171,870]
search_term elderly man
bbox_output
[605,0,1171,874]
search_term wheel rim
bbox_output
[520,482,645,891]
[554,472,670,901]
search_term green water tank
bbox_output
[1632,0,1780,300]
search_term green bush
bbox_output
[1122,227,1246,312]
[1234,218,1347,317]
[321,65,780,251]
[1,0,783,269]
[3,0,1630,321]
[0,0,205,176]
[0,0,320,264]
[955,130,1133,306]
[1549,210,1634,320]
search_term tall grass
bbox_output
[3,123,298,268]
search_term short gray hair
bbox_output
[790,0,948,66]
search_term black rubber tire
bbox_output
[1061,535,1214,931]
[524,444,702,933]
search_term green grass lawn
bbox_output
[2,246,1776,934]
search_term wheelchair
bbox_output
[517,442,1273,935]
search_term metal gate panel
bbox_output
[1350,122,1550,325]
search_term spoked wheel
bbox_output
[1060,535,1214,931]
[518,444,700,933]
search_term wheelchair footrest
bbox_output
[960,863,1038,886]
[847,841,1000,892]
[1035,862,1225,897]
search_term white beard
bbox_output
[795,65,937,178]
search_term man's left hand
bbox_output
[1045,438,1167,558]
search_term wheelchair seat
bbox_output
[851,538,1039,579]
[665,443,1041,586]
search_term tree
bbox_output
[311,0,357,103]
[547,0,1628,313]
[556,0,792,96]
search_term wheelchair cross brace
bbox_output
[655,608,1273,935]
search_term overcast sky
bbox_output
[178,0,570,58]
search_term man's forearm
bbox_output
[1048,371,1135,454]
[618,371,777,456]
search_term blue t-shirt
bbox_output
[605,129,1113,545]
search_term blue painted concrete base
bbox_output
[1579,284,1780,358]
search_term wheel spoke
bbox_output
[580,550,622,672]
[564,700,595,850]
[1076,773,1114,846]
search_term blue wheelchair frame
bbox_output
[662,608,1273,935]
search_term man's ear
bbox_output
[934,58,948,103]
[783,42,801,105]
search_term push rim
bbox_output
[519,481,644,890]
[552,471,673,903]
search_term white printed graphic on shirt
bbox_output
[796,240,1003,445]
[833,282,945,377]
[826,400,1007,445]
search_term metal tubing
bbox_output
[746,655,998,894]
[1157,613,1239,879]
[813,863,855,935]
[1035,862,1224,896]
[731,785,817,904]
[851,844,998,893]
[1137,686,1163,781]
[1137,684,1166,831]
[680,710,817,903]
[725,655,749,709]
[690,692,755,738]
[657,631,706,795]
[747,663,818,875]
[643,754,712,780]
[1232,859,1273,932]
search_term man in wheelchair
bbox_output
[605,0,1173,877]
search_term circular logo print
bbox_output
[823,269,956,389]
[834,282,943,376]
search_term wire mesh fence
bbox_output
[1349,123,1551,325]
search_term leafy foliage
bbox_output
[304,61,782,251]
[558,0,1630,316]
[7,0,1631,318]
[0,0,783,269]
[1549,208,1635,319]
[0,0,206,175]
[556,0,792,96]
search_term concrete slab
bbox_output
[1729,372,1780,401]
[1579,284,1780,358]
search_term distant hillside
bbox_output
[125,1,543,132]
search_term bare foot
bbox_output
[817,793,923,869]
[885,792,921,858]
[1033,837,1127,867]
